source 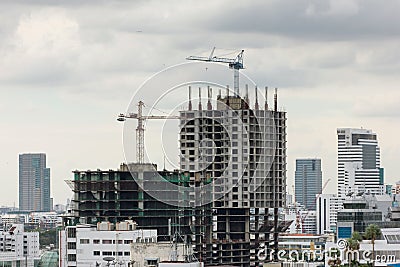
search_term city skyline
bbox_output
[1,1,400,206]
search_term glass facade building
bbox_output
[19,153,51,211]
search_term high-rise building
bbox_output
[294,158,322,210]
[19,153,51,212]
[179,86,287,265]
[337,128,383,198]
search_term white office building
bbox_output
[337,128,384,198]
[316,194,343,235]
[0,224,40,267]
[59,221,157,267]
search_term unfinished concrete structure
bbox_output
[179,86,287,266]
[65,86,287,267]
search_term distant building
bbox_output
[0,214,26,226]
[394,181,400,195]
[27,212,61,229]
[0,224,40,267]
[336,194,400,239]
[301,210,317,234]
[316,194,343,235]
[386,184,394,196]
[326,228,400,266]
[295,159,322,210]
[19,153,51,212]
[337,128,383,198]
[278,233,329,264]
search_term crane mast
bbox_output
[186,48,244,95]
[118,101,179,164]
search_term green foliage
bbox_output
[364,224,381,267]
[352,231,363,242]
[365,224,381,242]
[39,229,58,248]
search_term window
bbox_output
[102,240,112,244]
[67,242,76,249]
[67,254,76,261]
[124,251,130,256]
[80,239,90,244]
[124,240,132,244]
[93,240,100,244]
[93,251,100,256]
[67,228,76,238]
[103,251,113,256]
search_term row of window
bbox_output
[79,239,133,245]
[67,251,131,262]
[94,251,130,256]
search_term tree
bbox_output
[347,232,362,266]
[352,231,362,242]
[365,224,381,266]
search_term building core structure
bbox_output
[178,85,287,265]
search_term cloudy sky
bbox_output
[1,0,399,207]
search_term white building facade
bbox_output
[316,194,343,235]
[337,128,384,198]
[0,224,40,267]
[59,221,157,267]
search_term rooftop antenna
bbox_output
[255,86,259,110]
[265,86,269,110]
[207,86,212,110]
[188,86,192,111]
[198,87,202,111]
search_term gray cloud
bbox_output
[202,0,400,40]
[0,0,399,205]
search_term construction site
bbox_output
[64,50,290,267]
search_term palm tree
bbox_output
[352,231,362,242]
[347,232,362,266]
[365,224,381,266]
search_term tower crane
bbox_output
[186,47,244,96]
[117,101,179,164]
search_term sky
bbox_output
[0,0,399,207]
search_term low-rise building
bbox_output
[59,220,157,267]
[0,224,40,267]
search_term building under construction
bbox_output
[65,85,287,267]
[179,86,287,265]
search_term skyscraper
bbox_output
[19,153,51,211]
[337,128,383,198]
[295,158,322,210]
